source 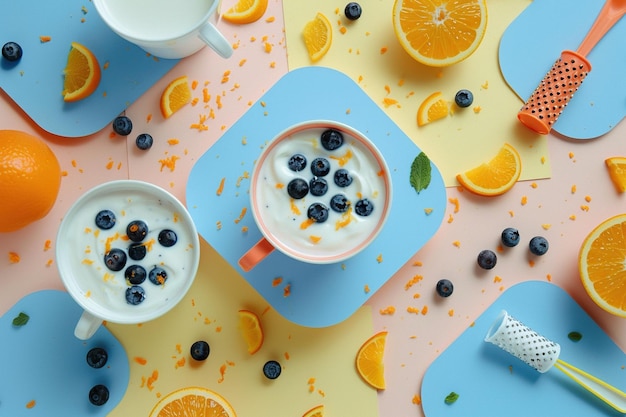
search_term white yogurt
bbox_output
[59,187,197,319]
[253,125,390,261]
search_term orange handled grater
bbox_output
[518,0,626,134]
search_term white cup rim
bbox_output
[56,180,200,324]
[249,120,393,264]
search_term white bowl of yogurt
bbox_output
[56,180,200,339]
[239,120,392,271]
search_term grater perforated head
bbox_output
[484,310,560,373]
[517,50,591,135]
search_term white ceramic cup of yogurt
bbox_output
[93,0,233,59]
[239,120,392,271]
[56,180,200,340]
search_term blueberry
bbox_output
[477,249,497,270]
[158,229,177,247]
[307,203,329,223]
[354,199,374,216]
[436,279,454,297]
[125,264,147,285]
[126,220,148,242]
[104,248,127,272]
[529,236,549,256]
[287,154,307,172]
[310,157,331,177]
[309,177,328,196]
[88,384,109,406]
[334,169,353,187]
[125,285,145,305]
[454,89,474,108]
[329,194,350,213]
[95,209,116,230]
[86,347,108,369]
[344,2,362,20]
[112,116,132,136]
[501,227,520,247]
[190,340,210,361]
[287,178,309,199]
[320,129,344,150]
[149,266,168,285]
[2,42,23,62]
[136,133,153,150]
[128,242,147,261]
[263,360,282,379]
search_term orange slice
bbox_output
[237,309,264,354]
[149,386,236,417]
[62,42,101,102]
[456,143,521,196]
[417,91,449,126]
[579,214,626,317]
[605,157,626,193]
[160,75,192,118]
[302,12,332,62]
[392,0,488,67]
[302,404,324,417]
[355,331,387,390]
[223,0,268,24]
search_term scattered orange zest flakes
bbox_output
[216,177,226,196]
[134,356,148,365]
[9,252,20,263]
[158,155,180,172]
[26,400,36,409]
[146,370,159,391]
[234,207,247,224]
[167,138,179,145]
[421,305,428,315]
[448,197,460,213]
[376,253,383,263]
[571,184,577,193]
[39,35,51,43]
[175,357,186,369]
[453,241,461,247]
[448,309,454,317]
[272,276,283,287]
[364,284,370,293]
[404,274,423,290]
[412,395,422,405]
[407,306,420,314]
[521,196,528,205]
[379,306,396,315]
[283,284,291,297]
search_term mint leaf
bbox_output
[410,152,432,194]
[444,391,459,405]
[12,312,30,327]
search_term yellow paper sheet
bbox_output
[107,238,379,417]
[284,0,550,186]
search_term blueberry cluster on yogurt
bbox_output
[96,210,179,305]
[255,125,388,256]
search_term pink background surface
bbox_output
[1,1,626,416]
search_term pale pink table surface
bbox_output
[1,2,626,416]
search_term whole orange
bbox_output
[0,130,61,232]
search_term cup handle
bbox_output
[74,310,103,340]
[238,237,275,272]
[198,22,233,58]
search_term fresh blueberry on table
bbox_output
[95,209,116,230]
[334,168,353,187]
[86,347,108,369]
[125,264,147,285]
[344,2,362,20]
[454,89,474,108]
[2,41,23,62]
[477,249,497,269]
[158,229,178,247]
[309,177,328,196]
[263,360,282,379]
[135,133,153,150]
[89,384,110,406]
[288,154,307,172]
[311,157,331,177]
[104,248,127,272]
[126,220,148,242]
[128,242,147,261]
[112,116,133,136]
[501,227,520,247]
[354,199,374,216]
[190,340,210,361]
[307,203,329,223]
[125,285,146,305]
[529,236,549,255]
[330,194,350,213]
[149,266,168,285]
[287,178,309,199]
[320,129,344,150]
[436,279,454,297]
